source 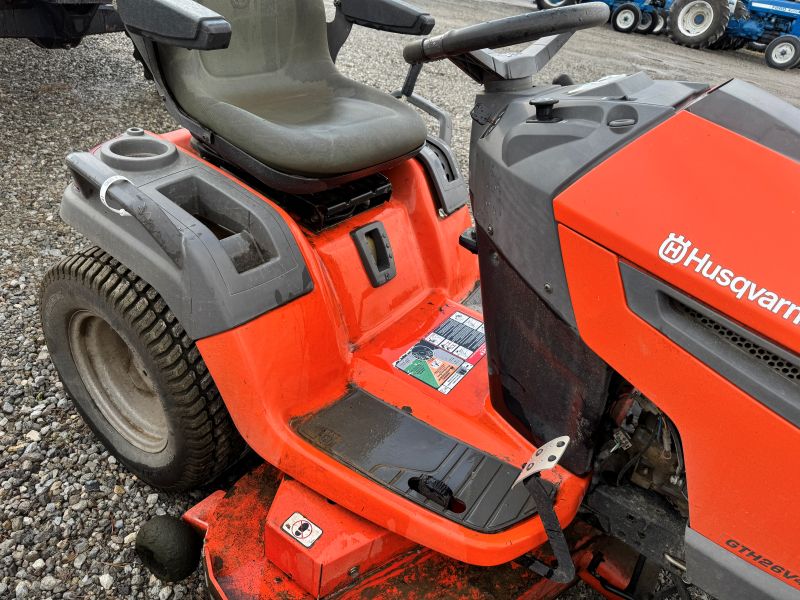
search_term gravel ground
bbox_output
[0,1,797,598]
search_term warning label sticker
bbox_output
[394,311,486,394]
[282,512,323,549]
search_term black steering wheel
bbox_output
[403,3,610,64]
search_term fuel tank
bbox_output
[470,73,800,473]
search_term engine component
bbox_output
[595,390,689,517]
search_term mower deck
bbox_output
[184,463,634,600]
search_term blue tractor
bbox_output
[607,0,668,34]
[533,0,667,34]
[666,0,800,69]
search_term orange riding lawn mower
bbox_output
[37,0,800,598]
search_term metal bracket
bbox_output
[513,435,570,488]
[449,33,573,86]
[515,436,576,584]
[391,88,454,146]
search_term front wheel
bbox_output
[765,36,800,70]
[40,247,246,491]
[635,11,658,34]
[612,4,642,33]
[667,0,730,48]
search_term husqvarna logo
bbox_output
[658,233,800,327]
[659,233,692,265]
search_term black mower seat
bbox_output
[159,0,428,178]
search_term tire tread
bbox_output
[40,246,245,491]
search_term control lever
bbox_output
[513,436,576,584]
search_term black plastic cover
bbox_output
[478,230,612,476]
[686,528,800,600]
[350,222,397,287]
[339,0,434,35]
[61,131,313,340]
[416,138,469,216]
[688,79,800,164]
[470,72,708,326]
[296,387,554,533]
[117,0,231,50]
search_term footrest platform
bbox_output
[295,387,552,533]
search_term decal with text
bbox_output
[394,311,486,394]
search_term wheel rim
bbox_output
[678,1,714,37]
[543,0,568,6]
[637,13,653,29]
[617,9,636,28]
[69,311,168,453]
[654,14,665,32]
[771,41,796,65]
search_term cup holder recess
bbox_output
[99,128,178,171]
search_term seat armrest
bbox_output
[338,0,434,35]
[117,0,231,50]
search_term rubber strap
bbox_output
[521,476,576,584]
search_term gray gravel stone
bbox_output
[14,581,28,598]
[40,574,58,590]
[99,573,113,590]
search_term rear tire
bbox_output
[40,247,245,491]
[612,4,642,33]
[635,11,658,34]
[765,36,800,70]
[668,0,730,48]
[536,0,575,9]
[709,34,734,49]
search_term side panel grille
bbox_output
[672,301,799,384]
[620,262,800,427]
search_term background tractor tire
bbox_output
[652,10,667,35]
[635,11,658,34]
[612,4,642,33]
[732,0,750,20]
[668,0,730,48]
[536,0,575,9]
[765,36,800,70]
[40,247,246,492]
[709,34,742,49]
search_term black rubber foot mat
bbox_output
[295,388,551,533]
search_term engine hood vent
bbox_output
[620,262,800,427]
[672,300,799,385]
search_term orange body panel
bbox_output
[156,129,588,566]
[555,110,800,354]
[554,111,800,587]
[265,479,416,597]
[558,226,800,589]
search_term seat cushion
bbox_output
[159,0,427,177]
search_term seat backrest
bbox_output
[170,0,332,77]
[159,0,339,116]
